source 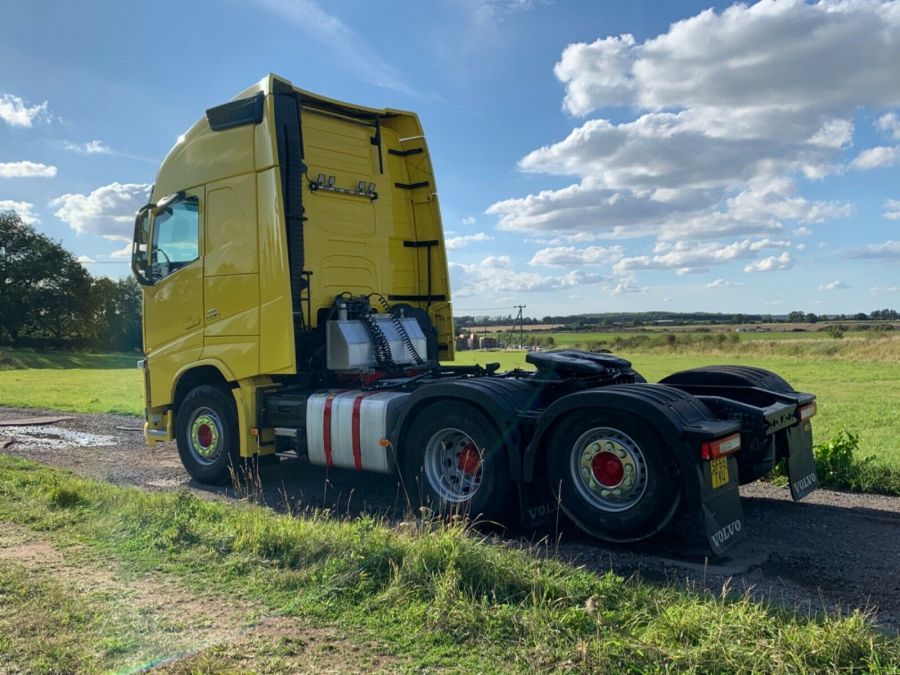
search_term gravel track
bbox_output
[2,405,898,633]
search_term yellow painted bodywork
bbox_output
[140,74,453,455]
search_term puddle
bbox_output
[2,425,118,451]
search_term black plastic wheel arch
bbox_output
[659,365,795,393]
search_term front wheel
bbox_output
[175,385,240,485]
[547,410,682,542]
[401,401,512,522]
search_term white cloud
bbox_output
[610,278,645,295]
[614,239,756,275]
[487,176,712,236]
[449,255,606,296]
[109,242,133,258]
[64,140,112,155]
[487,1,898,271]
[461,216,476,226]
[556,2,900,117]
[744,252,795,273]
[470,0,542,24]
[0,161,57,178]
[76,255,96,264]
[885,199,900,221]
[848,240,900,261]
[528,244,623,267]
[818,280,848,291]
[851,145,900,170]
[877,112,900,140]
[0,94,48,127]
[51,182,151,241]
[870,285,899,294]
[254,0,414,96]
[445,232,493,250]
[0,200,39,224]
[793,226,813,237]
[707,278,743,288]
[748,238,792,251]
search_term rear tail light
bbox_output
[798,402,817,421]
[701,433,741,460]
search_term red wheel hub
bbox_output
[457,443,481,476]
[591,451,624,487]
[197,424,213,448]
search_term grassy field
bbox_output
[0,349,143,415]
[0,455,896,673]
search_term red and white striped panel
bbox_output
[305,390,409,474]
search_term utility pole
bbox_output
[505,305,526,349]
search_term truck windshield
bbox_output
[151,197,199,279]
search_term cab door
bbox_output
[143,189,205,408]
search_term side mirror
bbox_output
[131,206,154,286]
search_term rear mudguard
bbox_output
[389,377,538,479]
[521,384,746,554]
[660,365,818,497]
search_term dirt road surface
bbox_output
[2,405,898,633]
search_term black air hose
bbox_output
[369,294,424,365]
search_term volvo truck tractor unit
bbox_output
[131,75,819,553]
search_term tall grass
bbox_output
[0,455,897,673]
[575,333,900,362]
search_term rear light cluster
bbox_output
[798,402,817,421]
[701,433,741,460]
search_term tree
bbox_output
[90,276,142,351]
[0,209,93,344]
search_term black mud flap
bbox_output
[699,455,746,555]
[517,477,560,531]
[783,421,818,501]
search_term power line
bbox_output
[504,305,526,349]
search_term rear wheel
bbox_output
[547,410,681,542]
[176,385,240,485]
[401,401,512,522]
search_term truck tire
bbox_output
[547,410,681,542]
[401,401,512,523]
[175,385,240,486]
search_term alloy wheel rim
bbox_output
[189,408,223,464]
[569,427,647,512]
[423,427,484,503]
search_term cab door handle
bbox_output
[184,315,200,329]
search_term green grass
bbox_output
[0,348,142,415]
[0,455,897,673]
[453,347,900,470]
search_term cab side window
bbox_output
[152,197,199,279]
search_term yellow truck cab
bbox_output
[132,75,820,554]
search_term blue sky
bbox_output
[1,0,898,318]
